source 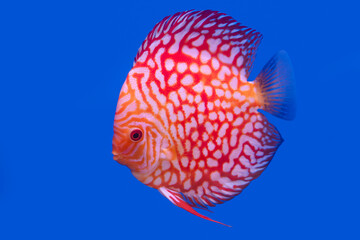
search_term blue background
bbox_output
[1,0,359,239]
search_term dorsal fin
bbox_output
[134,10,262,78]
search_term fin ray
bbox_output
[159,187,231,227]
[255,50,296,120]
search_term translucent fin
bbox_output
[159,187,231,227]
[254,50,296,120]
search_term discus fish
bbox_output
[112,10,296,226]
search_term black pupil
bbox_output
[131,130,142,141]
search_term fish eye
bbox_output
[130,129,143,142]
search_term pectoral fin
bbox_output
[158,187,231,227]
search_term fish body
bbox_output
[112,10,296,226]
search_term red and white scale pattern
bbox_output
[116,10,282,208]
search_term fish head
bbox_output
[112,122,147,171]
[112,69,173,178]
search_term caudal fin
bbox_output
[254,50,296,120]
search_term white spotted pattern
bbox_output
[115,10,283,218]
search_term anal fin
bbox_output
[159,187,231,227]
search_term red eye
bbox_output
[130,129,143,142]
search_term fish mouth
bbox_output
[112,150,126,164]
[112,153,120,161]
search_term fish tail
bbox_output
[254,50,296,120]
